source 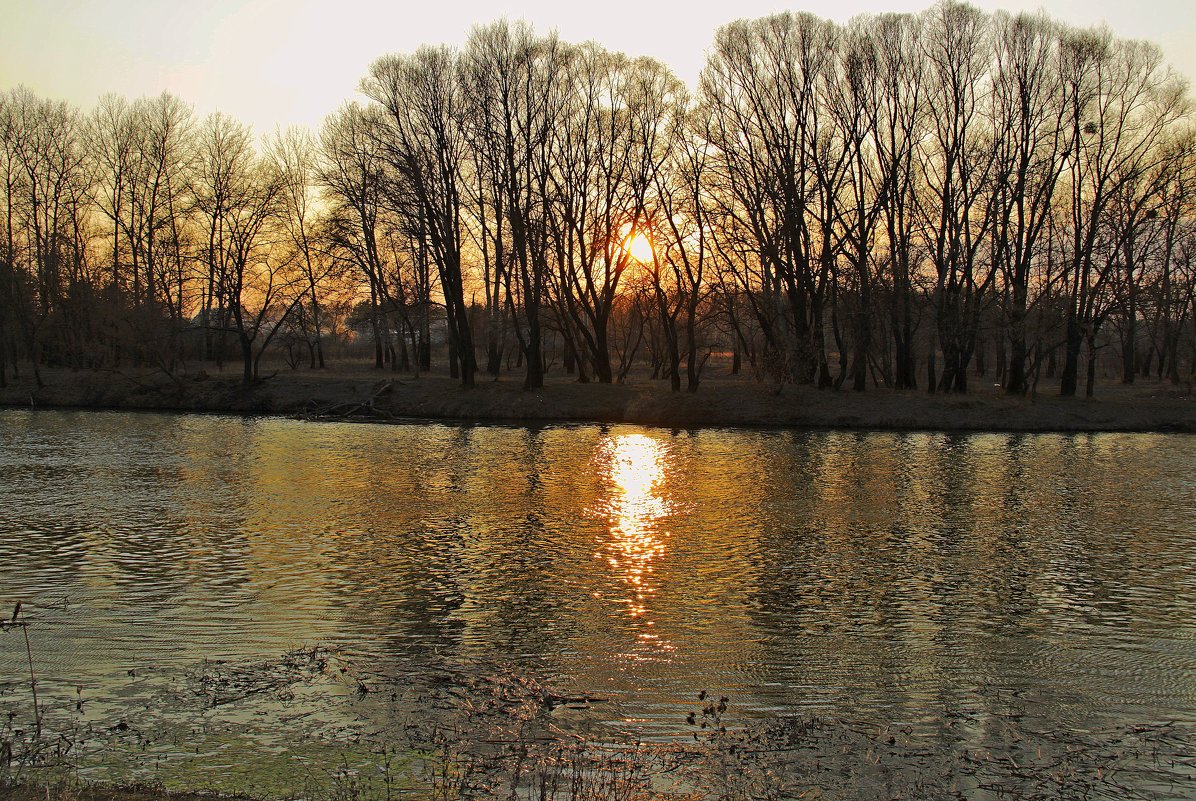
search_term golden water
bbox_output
[2,411,1195,759]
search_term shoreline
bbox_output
[0,786,255,801]
[1,364,1194,433]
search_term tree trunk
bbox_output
[851,311,869,392]
[1006,337,1026,396]
[486,334,502,376]
[686,307,701,393]
[926,335,937,395]
[369,285,384,369]
[563,339,576,375]
[1121,316,1136,384]
[1060,313,1081,396]
[523,316,543,390]
[311,291,325,369]
[592,326,613,384]
[240,333,253,387]
[668,330,681,392]
[1085,334,1097,398]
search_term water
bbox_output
[2,409,1195,789]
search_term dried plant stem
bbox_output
[23,624,40,738]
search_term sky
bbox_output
[1,0,1194,137]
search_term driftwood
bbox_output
[299,379,400,421]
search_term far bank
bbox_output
[2,363,1194,433]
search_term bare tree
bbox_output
[268,126,336,368]
[136,93,196,348]
[193,113,300,384]
[364,46,478,388]
[645,102,715,391]
[1141,135,1196,383]
[546,47,682,384]
[3,88,92,383]
[868,13,926,390]
[916,0,1001,394]
[0,92,20,386]
[461,22,569,388]
[986,12,1070,394]
[319,103,395,370]
[826,19,890,391]
[1056,29,1187,396]
[88,92,196,369]
[702,13,841,386]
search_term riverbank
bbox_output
[6,706,1194,801]
[2,363,1195,432]
[1,785,256,801]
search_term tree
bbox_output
[702,13,840,386]
[917,0,1000,394]
[645,102,714,392]
[549,50,682,385]
[869,13,925,390]
[461,22,568,388]
[1056,29,1187,396]
[320,103,395,370]
[268,126,334,369]
[193,113,299,385]
[987,12,1070,394]
[365,47,478,388]
[3,88,92,383]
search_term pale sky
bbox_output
[1,0,1193,137]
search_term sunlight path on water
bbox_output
[592,433,674,657]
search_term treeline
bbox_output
[2,1,1195,396]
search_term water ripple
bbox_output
[1,410,1195,739]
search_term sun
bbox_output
[625,231,655,263]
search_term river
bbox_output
[2,409,1195,793]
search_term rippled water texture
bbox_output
[3,410,1196,742]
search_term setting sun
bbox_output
[625,232,655,263]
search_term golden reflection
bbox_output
[592,433,672,642]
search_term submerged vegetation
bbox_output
[4,645,1195,800]
[1,1,1195,405]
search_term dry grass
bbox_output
[1,359,1194,432]
[5,649,1195,801]
[0,785,260,801]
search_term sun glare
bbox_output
[625,232,655,263]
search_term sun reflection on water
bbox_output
[592,433,675,656]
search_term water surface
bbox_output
[2,410,1195,779]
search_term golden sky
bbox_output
[1,0,1193,136]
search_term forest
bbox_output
[1,0,1193,399]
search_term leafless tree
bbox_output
[364,46,478,388]
[1056,29,1188,396]
[2,88,92,383]
[460,22,568,387]
[645,101,715,391]
[986,12,1070,394]
[702,13,841,386]
[319,103,395,370]
[268,126,339,369]
[916,0,1001,393]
